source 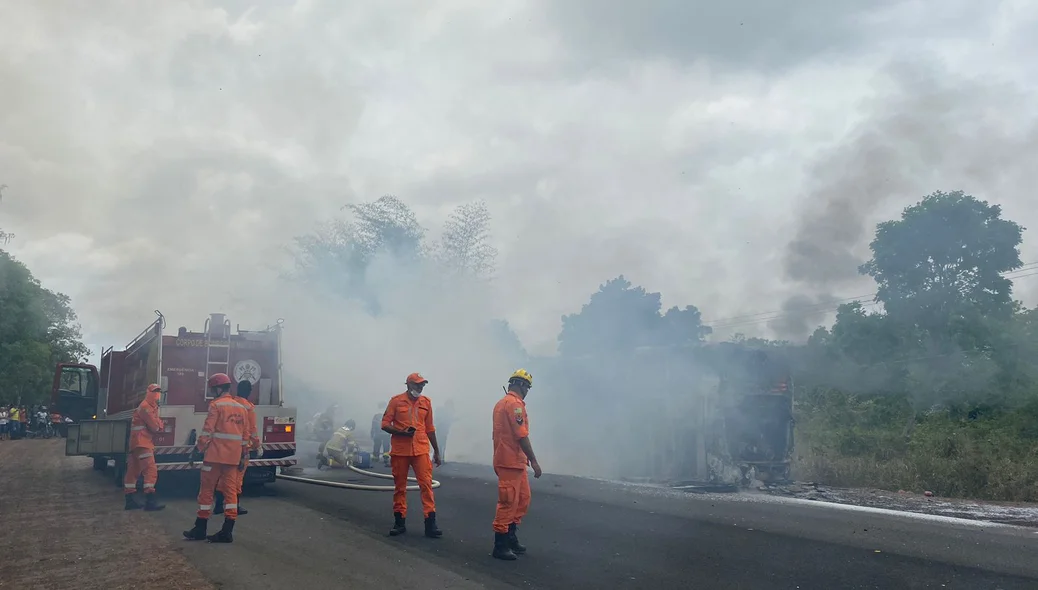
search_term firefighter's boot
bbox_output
[124,494,143,511]
[237,504,248,516]
[389,512,406,536]
[183,518,208,541]
[507,523,526,554]
[207,519,235,543]
[143,493,166,512]
[424,512,442,538]
[492,533,517,561]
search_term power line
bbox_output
[703,262,1038,331]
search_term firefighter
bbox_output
[124,384,166,511]
[215,379,259,517]
[382,373,442,538]
[371,402,390,466]
[183,373,249,544]
[323,419,359,466]
[491,369,541,561]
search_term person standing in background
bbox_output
[18,406,28,438]
[0,406,9,441]
[434,399,456,463]
[371,401,390,467]
[9,405,20,439]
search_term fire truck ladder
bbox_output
[203,316,232,398]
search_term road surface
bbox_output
[146,461,1038,590]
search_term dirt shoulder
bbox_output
[0,439,214,590]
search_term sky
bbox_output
[2,0,1038,359]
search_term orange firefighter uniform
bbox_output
[382,372,441,537]
[492,390,532,533]
[183,373,248,543]
[491,368,537,560]
[123,384,166,511]
[215,381,259,517]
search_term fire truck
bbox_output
[56,312,297,487]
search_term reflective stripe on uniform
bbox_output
[143,483,155,488]
[124,484,136,489]
[224,503,238,510]
[212,432,242,440]
[138,453,153,459]
[198,504,213,511]
[213,400,240,407]
[201,465,213,472]
[131,426,146,431]
[200,430,212,437]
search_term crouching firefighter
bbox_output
[321,419,359,467]
[491,369,541,560]
[184,373,249,544]
[123,383,166,511]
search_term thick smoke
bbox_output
[779,61,1038,340]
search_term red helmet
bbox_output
[207,373,232,388]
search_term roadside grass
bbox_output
[793,391,1038,502]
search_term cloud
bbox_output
[540,0,904,71]
[1,0,1038,359]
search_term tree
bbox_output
[0,184,13,245]
[344,195,426,264]
[491,319,527,363]
[435,200,497,279]
[292,195,507,321]
[860,190,1024,326]
[293,195,427,313]
[0,250,89,404]
[558,276,711,357]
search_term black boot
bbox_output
[424,512,443,538]
[237,504,248,516]
[144,493,166,512]
[207,518,235,543]
[507,523,526,554]
[124,494,143,511]
[183,517,208,540]
[492,532,517,561]
[389,512,406,536]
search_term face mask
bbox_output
[408,387,422,398]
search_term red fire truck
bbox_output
[57,312,297,486]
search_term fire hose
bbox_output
[277,463,442,492]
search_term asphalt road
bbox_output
[144,458,1038,590]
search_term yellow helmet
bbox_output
[509,369,533,387]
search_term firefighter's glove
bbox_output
[238,457,246,472]
[249,449,258,460]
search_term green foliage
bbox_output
[861,190,1024,324]
[0,250,89,404]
